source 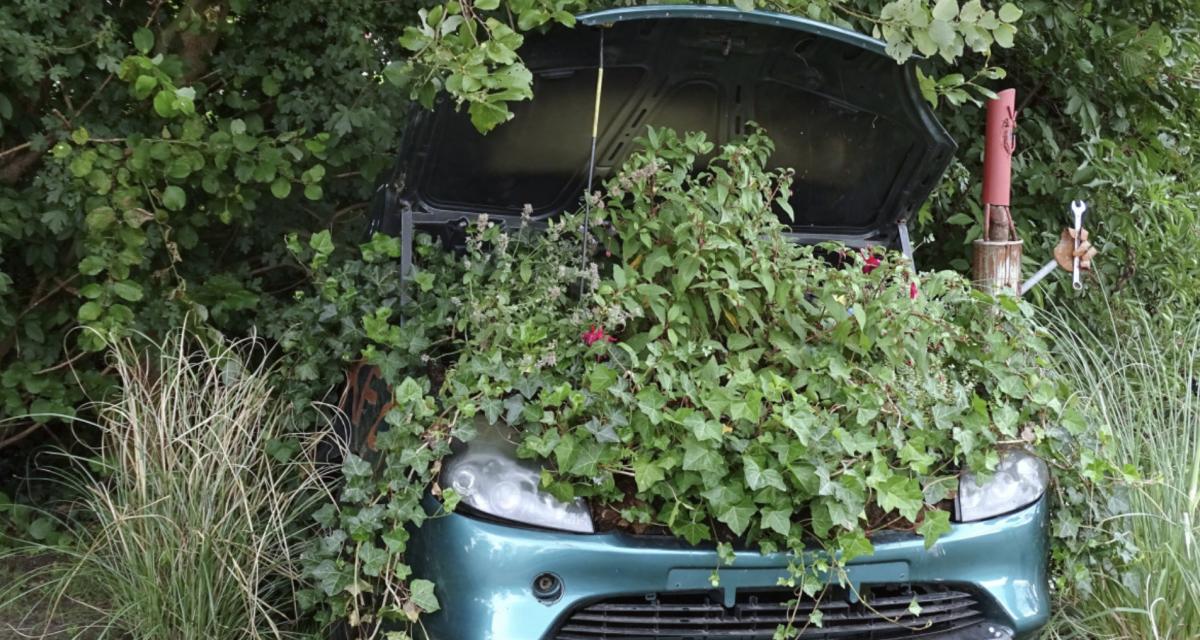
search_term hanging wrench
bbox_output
[1019,200,1088,295]
[1070,200,1087,290]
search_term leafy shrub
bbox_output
[0,0,421,438]
[2,330,330,640]
[269,232,466,634]
[300,128,1121,635]
[2,0,1185,634]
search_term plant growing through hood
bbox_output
[296,126,1122,636]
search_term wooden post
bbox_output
[972,239,1023,295]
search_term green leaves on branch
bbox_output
[872,0,1020,105]
[389,0,1025,133]
[877,0,1020,62]
[44,52,332,350]
[387,1,575,132]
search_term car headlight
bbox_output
[956,449,1049,522]
[442,424,594,533]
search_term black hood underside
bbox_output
[382,7,956,247]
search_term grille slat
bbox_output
[569,599,976,627]
[553,584,988,639]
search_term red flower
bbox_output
[582,325,617,346]
[910,281,919,300]
[862,254,882,274]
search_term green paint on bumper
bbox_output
[409,497,1049,639]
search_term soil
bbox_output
[0,554,104,640]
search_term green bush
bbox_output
[1,331,330,640]
[2,0,1195,635]
[299,128,1121,635]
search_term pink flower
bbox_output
[910,281,919,300]
[582,325,617,346]
[862,254,882,274]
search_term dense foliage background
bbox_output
[3,0,1196,460]
[1,0,1197,637]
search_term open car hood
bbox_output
[385,6,956,246]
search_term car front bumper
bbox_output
[408,496,1050,640]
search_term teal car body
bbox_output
[361,5,1053,639]
[407,497,1049,639]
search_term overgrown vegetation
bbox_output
[292,127,1120,636]
[1,331,330,639]
[2,0,1197,637]
[1044,308,1200,640]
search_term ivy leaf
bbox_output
[676,521,711,545]
[875,474,924,522]
[311,503,337,528]
[342,454,373,479]
[917,510,952,549]
[633,457,665,493]
[717,502,756,536]
[409,578,440,614]
[761,508,791,536]
[358,544,389,577]
[921,475,957,505]
[588,364,618,392]
[685,412,723,442]
[743,456,787,491]
[682,438,722,473]
[836,530,874,563]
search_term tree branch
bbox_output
[0,422,44,450]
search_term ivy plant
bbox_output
[297,127,1122,636]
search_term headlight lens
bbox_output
[442,426,594,533]
[956,449,1049,522]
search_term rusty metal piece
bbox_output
[982,89,1017,242]
[972,239,1023,296]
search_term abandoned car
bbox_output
[351,6,1052,640]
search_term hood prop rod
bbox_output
[579,28,605,300]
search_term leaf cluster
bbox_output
[300,128,1120,636]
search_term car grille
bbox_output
[552,584,987,639]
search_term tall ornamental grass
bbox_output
[1047,306,1200,640]
[3,331,332,640]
